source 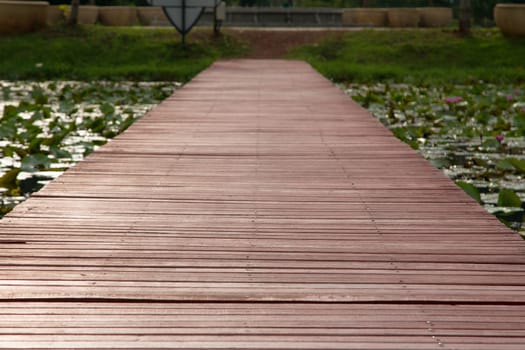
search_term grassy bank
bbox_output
[0,26,247,82]
[290,29,525,84]
[2,27,525,84]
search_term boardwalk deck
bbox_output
[1,60,525,349]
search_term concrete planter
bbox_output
[137,6,170,26]
[417,7,452,27]
[495,4,525,37]
[387,8,420,27]
[47,5,64,26]
[0,0,48,34]
[98,6,139,26]
[59,5,98,25]
[342,8,387,27]
[77,6,98,25]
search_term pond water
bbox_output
[0,81,179,217]
[344,83,525,235]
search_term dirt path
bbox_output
[225,28,347,58]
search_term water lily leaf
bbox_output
[391,127,419,149]
[430,158,451,168]
[514,114,525,133]
[476,113,490,125]
[31,87,48,105]
[118,116,135,133]
[27,139,42,154]
[456,181,482,203]
[497,189,522,208]
[50,146,71,160]
[2,104,17,118]
[508,158,525,174]
[481,138,500,149]
[0,204,14,218]
[21,154,52,172]
[496,159,515,170]
[88,118,106,133]
[2,86,11,100]
[12,147,27,158]
[472,158,488,167]
[100,103,115,116]
[59,101,77,115]
[103,130,117,139]
[0,169,20,190]
[42,126,69,147]
[17,124,43,143]
[2,146,15,157]
[79,142,95,157]
[0,123,16,140]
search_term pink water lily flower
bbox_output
[506,95,514,102]
[496,134,504,143]
[444,96,463,104]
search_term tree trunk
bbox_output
[459,0,471,35]
[362,0,369,7]
[67,0,80,26]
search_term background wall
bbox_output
[20,0,525,23]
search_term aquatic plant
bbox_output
[345,83,525,234]
[0,81,178,216]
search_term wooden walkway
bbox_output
[1,60,525,349]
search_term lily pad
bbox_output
[346,82,525,233]
[508,158,525,174]
[0,169,20,191]
[21,154,52,172]
[496,158,515,170]
[498,189,522,208]
[456,181,482,204]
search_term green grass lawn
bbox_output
[1,26,524,84]
[0,26,248,82]
[290,28,525,84]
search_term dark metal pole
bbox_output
[213,3,218,36]
[459,0,471,36]
[182,0,187,48]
